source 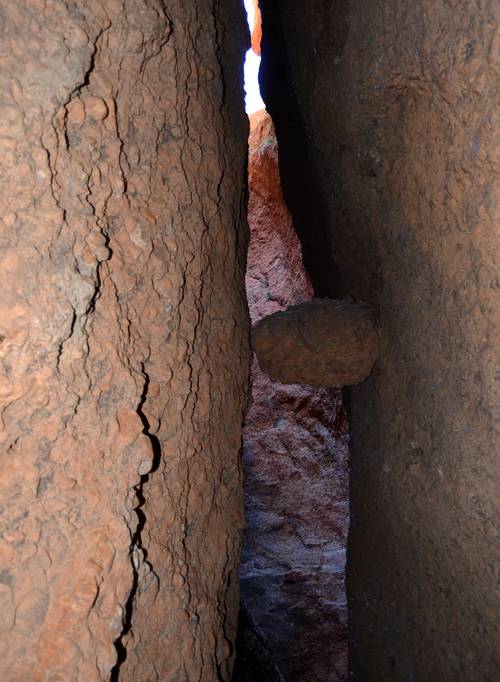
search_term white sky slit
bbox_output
[243,0,265,113]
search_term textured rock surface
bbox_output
[260,1,500,680]
[0,2,249,680]
[238,110,349,681]
[245,110,313,324]
[253,299,379,387]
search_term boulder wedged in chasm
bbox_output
[253,298,379,387]
[236,109,349,681]
[0,2,249,680]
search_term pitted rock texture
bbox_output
[238,110,349,681]
[0,2,249,680]
[260,1,500,679]
[253,299,379,387]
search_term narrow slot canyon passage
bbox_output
[235,110,350,680]
[0,1,498,681]
[233,5,356,679]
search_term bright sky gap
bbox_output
[243,0,265,113]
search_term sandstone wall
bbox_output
[0,2,249,680]
[259,1,500,679]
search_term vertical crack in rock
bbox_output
[111,363,161,681]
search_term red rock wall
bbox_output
[259,1,500,679]
[0,2,249,680]
[240,110,349,681]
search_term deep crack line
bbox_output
[110,362,162,680]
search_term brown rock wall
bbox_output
[259,1,500,679]
[0,2,249,680]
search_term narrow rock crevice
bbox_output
[236,109,349,682]
[110,363,162,680]
[0,1,497,680]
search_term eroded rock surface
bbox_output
[259,1,500,679]
[253,299,379,387]
[0,2,249,680]
[245,111,313,324]
[238,110,349,681]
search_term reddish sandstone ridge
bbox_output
[239,110,348,681]
[253,298,379,387]
[251,0,262,56]
[0,3,249,680]
[246,110,313,322]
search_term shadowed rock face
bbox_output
[232,603,284,682]
[253,299,379,387]
[259,1,500,679]
[0,2,249,680]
